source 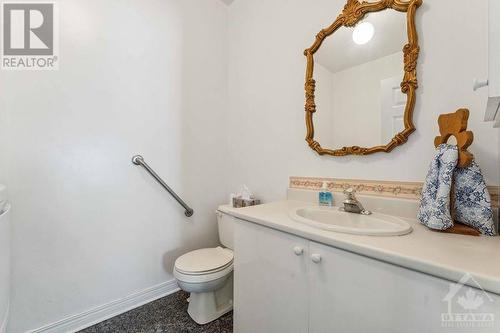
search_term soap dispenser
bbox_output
[318,182,333,207]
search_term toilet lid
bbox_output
[175,247,233,274]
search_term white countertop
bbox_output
[220,200,500,295]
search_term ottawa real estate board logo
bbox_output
[1,1,59,70]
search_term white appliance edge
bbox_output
[0,303,8,333]
[0,205,11,333]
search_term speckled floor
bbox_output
[78,291,233,333]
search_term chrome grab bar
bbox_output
[132,155,194,217]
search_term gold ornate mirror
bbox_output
[304,0,422,156]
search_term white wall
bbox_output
[0,0,228,331]
[315,52,403,148]
[0,0,498,331]
[330,52,402,147]
[311,63,334,148]
[227,0,499,202]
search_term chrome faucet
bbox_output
[340,188,371,215]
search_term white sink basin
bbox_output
[290,206,412,236]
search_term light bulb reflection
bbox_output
[352,22,374,45]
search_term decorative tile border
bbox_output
[289,176,500,208]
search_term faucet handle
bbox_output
[341,188,372,215]
[343,187,356,198]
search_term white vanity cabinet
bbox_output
[308,241,452,333]
[233,217,500,333]
[234,219,309,333]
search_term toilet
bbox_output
[173,206,234,324]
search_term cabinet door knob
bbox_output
[293,246,304,256]
[311,253,322,263]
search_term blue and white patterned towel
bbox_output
[418,144,495,236]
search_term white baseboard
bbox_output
[29,279,180,333]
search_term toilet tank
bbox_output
[217,205,234,250]
[0,185,10,333]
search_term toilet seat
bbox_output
[174,263,233,284]
[174,247,234,283]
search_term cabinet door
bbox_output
[308,241,500,333]
[234,220,309,333]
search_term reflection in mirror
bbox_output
[314,10,407,149]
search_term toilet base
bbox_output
[186,274,233,324]
[187,293,232,325]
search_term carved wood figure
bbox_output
[434,109,480,236]
[434,108,474,168]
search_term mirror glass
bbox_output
[313,10,407,149]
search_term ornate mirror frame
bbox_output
[304,0,422,156]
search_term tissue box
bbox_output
[232,197,261,208]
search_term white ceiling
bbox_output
[315,10,407,73]
[219,0,235,5]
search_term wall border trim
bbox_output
[289,176,500,208]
